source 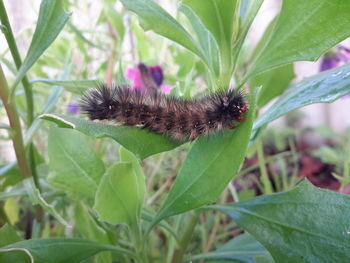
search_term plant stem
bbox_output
[0,0,40,191]
[171,212,199,263]
[0,0,34,125]
[0,64,31,179]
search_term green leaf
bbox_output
[0,238,134,263]
[210,180,350,263]
[40,114,181,160]
[120,0,211,72]
[94,163,139,225]
[48,128,105,199]
[249,0,350,77]
[74,203,110,243]
[119,147,145,216]
[154,91,257,222]
[31,78,98,93]
[185,233,268,263]
[178,4,220,76]
[182,0,238,54]
[0,224,22,248]
[182,0,238,86]
[12,0,70,89]
[254,62,350,131]
[250,64,294,107]
[24,178,71,227]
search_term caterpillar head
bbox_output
[80,85,117,120]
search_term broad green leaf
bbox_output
[185,233,268,263]
[48,128,105,199]
[119,147,145,216]
[40,114,181,160]
[0,224,22,248]
[12,0,70,89]
[31,78,98,93]
[24,179,71,227]
[210,180,350,263]
[249,0,350,77]
[0,238,134,263]
[250,64,294,107]
[94,163,139,226]
[154,91,257,222]
[179,5,220,76]
[120,0,211,71]
[254,62,350,131]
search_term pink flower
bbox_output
[125,63,173,94]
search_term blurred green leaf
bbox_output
[210,180,350,263]
[74,203,112,263]
[48,128,105,199]
[40,114,181,160]
[0,224,22,248]
[12,0,70,89]
[254,62,350,130]
[24,178,70,227]
[119,147,145,216]
[251,64,294,107]
[0,238,134,263]
[102,1,125,40]
[94,163,139,225]
[249,0,350,77]
[74,203,110,244]
[186,233,268,263]
[154,91,257,222]
[31,78,98,93]
[120,0,212,72]
[67,22,106,50]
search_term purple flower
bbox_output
[319,45,350,72]
[125,63,173,94]
[67,103,80,114]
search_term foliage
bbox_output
[1,0,350,262]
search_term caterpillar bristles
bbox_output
[80,84,248,141]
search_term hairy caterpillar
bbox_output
[80,64,248,141]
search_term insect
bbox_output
[80,64,248,141]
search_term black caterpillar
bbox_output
[80,85,248,141]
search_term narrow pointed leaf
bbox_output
[249,0,350,77]
[254,62,350,130]
[120,0,211,72]
[12,0,70,89]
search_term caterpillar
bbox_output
[80,64,248,141]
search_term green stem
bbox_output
[0,0,34,125]
[257,139,273,194]
[171,212,199,263]
[0,64,31,179]
[0,0,40,191]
